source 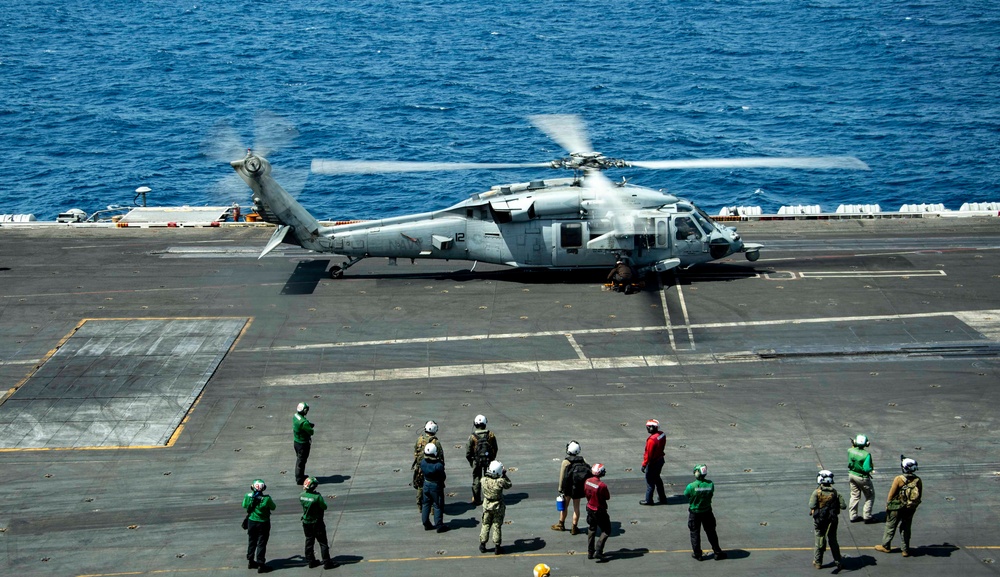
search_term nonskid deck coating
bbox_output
[0,219,998,576]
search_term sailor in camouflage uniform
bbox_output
[479,460,513,555]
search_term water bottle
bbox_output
[556,494,565,512]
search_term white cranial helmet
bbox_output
[474,414,487,427]
[901,458,918,474]
[423,442,438,457]
[817,469,835,485]
[424,420,438,435]
[486,460,504,478]
[566,441,581,456]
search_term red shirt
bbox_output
[584,476,610,511]
[642,431,666,467]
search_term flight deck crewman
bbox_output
[412,420,444,511]
[809,470,847,570]
[847,434,875,523]
[640,419,667,505]
[300,477,337,569]
[479,460,513,555]
[466,414,499,506]
[584,463,612,562]
[607,259,634,293]
[875,456,923,557]
[684,464,727,561]
[243,479,276,573]
[293,402,314,486]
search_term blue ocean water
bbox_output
[1,0,998,220]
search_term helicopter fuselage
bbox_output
[233,152,760,277]
[312,177,752,272]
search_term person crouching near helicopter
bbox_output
[479,460,513,555]
[607,259,634,293]
[809,470,847,570]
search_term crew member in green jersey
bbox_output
[242,479,276,573]
[684,464,727,562]
[300,477,337,569]
[847,434,875,523]
[293,402,315,486]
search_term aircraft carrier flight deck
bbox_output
[1,217,998,577]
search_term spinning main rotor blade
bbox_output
[528,114,593,154]
[630,156,870,171]
[311,160,552,174]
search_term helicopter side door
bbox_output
[551,222,594,267]
[671,215,707,259]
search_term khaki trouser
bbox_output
[849,474,874,520]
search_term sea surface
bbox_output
[1,0,998,220]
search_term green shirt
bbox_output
[242,492,276,522]
[293,412,314,444]
[684,478,715,513]
[847,447,873,478]
[300,489,328,524]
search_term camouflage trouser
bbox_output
[480,503,505,545]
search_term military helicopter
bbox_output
[232,115,868,279]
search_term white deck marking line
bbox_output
[675,282,696,350]
[659,285,677,351]
[799,270,946,278]
[266,354,753,386]
[250,309,1000,355]
[954,311,1000,340]
[565,333,587,360]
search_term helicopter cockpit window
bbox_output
[691,211,715,234]
[675,216,700,240]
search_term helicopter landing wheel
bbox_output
[745,250,760,262]
[329,266,343,279]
